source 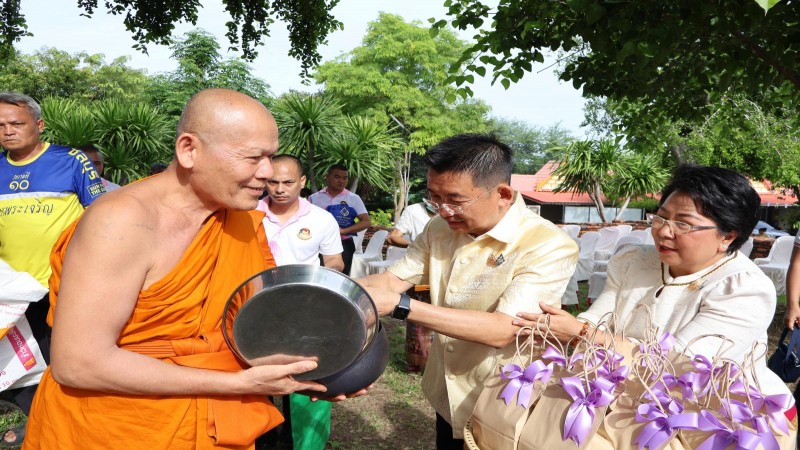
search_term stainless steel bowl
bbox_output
[222,265,379,380]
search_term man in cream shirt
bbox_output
[359,133,578,449]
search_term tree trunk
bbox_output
[349,178,359,193]
[613,196,632,221]
[592,182,609,222]
[669,142,687,165]
[393,146,412,223]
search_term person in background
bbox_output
[0,92,105,413]
[149,162,168,175]
[308,164,371,275]
[22,89,364,450]
[250,154,343,450]
[386,202,435,248]
[79,144,120,191]
[783,237,800,330]
[516,164,796,430]
[359,133,578,449]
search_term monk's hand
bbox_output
[239,360,327,396]
[309,384,373,403]
[513,302,584,344]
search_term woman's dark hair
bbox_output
[423,133,513,188]
[659,164,760,253]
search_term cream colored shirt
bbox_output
[579,245,791,398]
[389,193,579,438]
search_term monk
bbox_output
[22,89,355,450]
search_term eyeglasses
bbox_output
[646,213,719,236]
[423,185,498,216]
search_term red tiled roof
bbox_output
[519,191,598,205]
[514,161,799,206]
[510,174,538,192]
[759,193,798,206]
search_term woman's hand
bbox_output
[784,302,800,330]
[513,302,585,343]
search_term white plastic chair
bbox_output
[561,224,581,240]
[756,235,795,295]
[592,227,623,266]
[592,234,644,273]
[738,237,754,259]
[612,224,633,236]
[588,244,654,302]
[573,231,600,282]
[630,228,654,245]
[349,230,389,278]
[353,229,367,254]
[367,246,408,275]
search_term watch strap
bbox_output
[391,293,411,320]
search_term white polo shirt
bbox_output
[394,202,434,241]
[256,197,343,266]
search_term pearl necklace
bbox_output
[660,254,737,292]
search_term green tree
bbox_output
[554,140,668,222]
[1,0,342,77]
[584,92,800,191]
[436,1,798,124]
[271,92,344,192]
[0,48,150,102]
[313,116,403,193]
[315,13,490,219]
[147,29,272,120]
[488,118,574,174]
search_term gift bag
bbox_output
[517,341,616,450]
[470,323,554,450]
[730,344,797,449]
[598,352,694,450]
[678,359,781,450]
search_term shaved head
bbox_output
[173,88,279,211]
[177,88,275,142]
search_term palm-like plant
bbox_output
[554,140,624,222]
[92,100,173,183]
[272,92,344,191]
[606,154,670,220]
[40,98,97,147]
[313,116,402,193]
[40,97,172,184]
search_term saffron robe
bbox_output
[23,209,282,450]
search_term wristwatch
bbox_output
[391,293,412,320]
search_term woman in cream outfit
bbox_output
[516,164,795,419]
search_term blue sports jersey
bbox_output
[0,143,105,286]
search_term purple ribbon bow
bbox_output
[675,371,702,402]
[639,332,676,357]
[543,346,582,371]
[691,354,715,395]
[597,363,630,387]
[695,410,762,450]
[499,360,553,408]
[723,399,780,450]
[561,376,615,445]
[634,403,699,450]
[729,380,792,435]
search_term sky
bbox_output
[16,0,588,137]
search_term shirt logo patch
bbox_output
[297,228,312,240]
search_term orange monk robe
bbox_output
[24,209,282,450]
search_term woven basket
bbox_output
[463,416,480,450]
